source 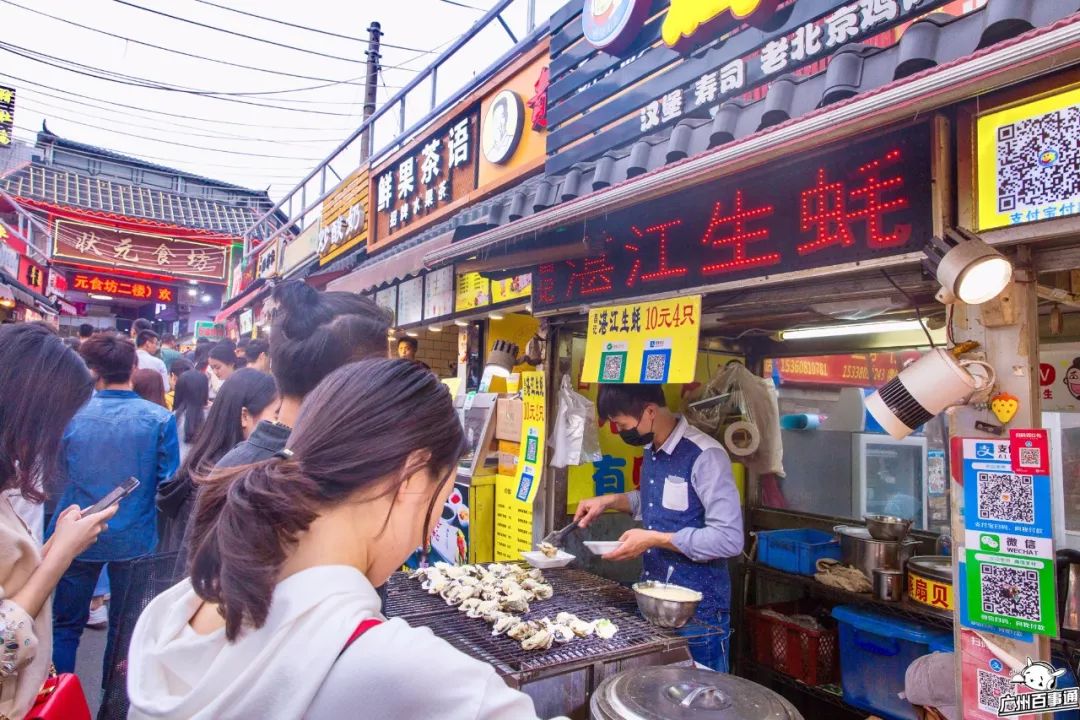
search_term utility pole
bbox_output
[360,21,382,162]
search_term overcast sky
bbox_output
[3,0,563,203]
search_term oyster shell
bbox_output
[555,612,579,626]
[521,628,554,651]
[484,608,508,624]
[492,615,522,636]
[471,599,500,620]
[538,542,558,558]
[550,624,575,644]
[532,583,554,600]
[570,619,595,638]
[444,566,469,579]
[502,590,530,614]
[507,620,542,641]
[594,619,618,639]
[459,598,482,616]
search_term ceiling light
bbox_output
[188,280,199,286]
[88,294,114,301]
[924,228,1012,305]
[406,331,419,338]
[454,319,470,327]
[429,325,443,332]
[187,288,198,297]
[489,311,505,320]
[780,320,926,341]
[201,294,212,303]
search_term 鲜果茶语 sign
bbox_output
[955,436,1058,638]
[976,85,1080,231]
[514,371,546,505]
[582,296,701,385]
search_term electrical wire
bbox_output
[438,0,487,10]
[880,269,937,348]
[113,0,424,71]
[187,0,431,54]
[8,79,358,133]
[0,45,361,117]
[0,0,367,86]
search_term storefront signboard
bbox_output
[976,85,1080,231]
[955,436,1058,637]
[455,271,532,313]
[53,219,229,282]
[280,222,320,276]
[423,266,454,320]
[256,239,278,279]
[550,0,953,174]
[319,167,369,265]
[69,272,175,303]
[766,352,923,388]
[0,239,18,278]
[18,256,44,294]
[239,308,254,336]
[514,371,546,504]
[397,276,423,327]
[0,85,13,147]
[1036,345,1080,412]
[536,123,931,310]
[582,295,702,384]
[495,475,534,561]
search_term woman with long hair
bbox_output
[156,369,277,554]
[0,324,116,719]
[128,360,544,720]
[171,370,210,462]
[133,369,168,409]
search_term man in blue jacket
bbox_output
[50,331,179,676]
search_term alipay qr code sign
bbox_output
[582,296,701,385]
[957,437,1058,637]
[976,85,1080,231]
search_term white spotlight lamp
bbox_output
[485,340,519,379]
[924,228,1012,305]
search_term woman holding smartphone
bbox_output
[0,323,116,719]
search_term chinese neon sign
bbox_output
[662,0,780,50]
[70,273,174,303]
[533,123,932,309]
[0,86,13,147]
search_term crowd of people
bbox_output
[0,280,555,720]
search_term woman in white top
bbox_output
[127,359,549,720]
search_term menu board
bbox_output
[375,286,398,324]
[424,266,454,320]
[397,276,423,327]
[456,272,490,313]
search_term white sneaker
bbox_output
[86,603,107,629]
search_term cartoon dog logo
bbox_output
[1011,657,1066,691]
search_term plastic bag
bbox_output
[550,375,602,468]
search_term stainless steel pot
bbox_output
[591,666,803,720]
[834,525,920,581]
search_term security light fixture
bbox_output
[485,340,519,378]
[923,228,1012,305]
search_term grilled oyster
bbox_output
[471,599,500,620]
[521,628,554,651]
[538,542,558,558]
[492,615,522,636]
[502,590,530,614]
[483,608,508,624]
[555,612,579,626]
[532,583,554,601]
[570,619,595,638]
[550,624,575,644]
[507,620,543,641]
[594,619,618,639]
[459,598,482,616]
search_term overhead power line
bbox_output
[188,0,432,54]
[0,44,360,117]
[113,0,424,71]
[0,0,366,86]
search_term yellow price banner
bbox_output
[582,296,701,385]
[513,371,546,505]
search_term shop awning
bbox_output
[423,12,1080,270]
[214,278,269,324]
[0,269,54,309]
[328,230,456,295]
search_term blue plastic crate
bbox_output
[757,528,841,575]
[832,606,953,720]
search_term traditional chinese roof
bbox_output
[420,0,1080,266]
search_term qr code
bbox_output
[977,472,1034,524]
[980,563,1041,622]
[1018,446,1041,469]
[643,352,668,382]
[601,354,624,382]
[977,669,1013,712]
[997,104,1080,213]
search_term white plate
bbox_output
[584,541,623,556]
[521,550,575,569]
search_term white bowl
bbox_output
[521,550,575,569]
[584,541,624,556]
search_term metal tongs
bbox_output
[542,520,579,548]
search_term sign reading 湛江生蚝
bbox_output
[582,296,701,385]
[319,167,369,265]
[976,85,1080,231]
[534,123,932,309]
[69,272,174,303]
[0,86,13,147]
[955,436,1058,638]
[369,111,479,253]
[53,219,229,282]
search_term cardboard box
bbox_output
[497,440,520,476]
[495,397,523,442]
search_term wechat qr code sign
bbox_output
[980,563,1041,622]
[976,668,1012,713]
[600,351,626,382]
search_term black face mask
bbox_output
[619,425,654,447]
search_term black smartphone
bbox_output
[83,477,140,515]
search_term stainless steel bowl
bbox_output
[864,514,913,541]
[632,581,702,628]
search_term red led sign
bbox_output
[533,123,932,310]
[70,273,174,303]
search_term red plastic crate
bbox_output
[746,601,838,687]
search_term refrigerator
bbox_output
[852,433,929,529]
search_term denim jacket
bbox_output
[50,390,179,561]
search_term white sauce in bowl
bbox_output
[638,585,701,602]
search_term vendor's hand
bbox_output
[603,529,668,561]
[574,495,615,529]
[45,504,117,562]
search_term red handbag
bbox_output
[23,669,91,720]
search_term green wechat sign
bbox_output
[964,550,1057,636]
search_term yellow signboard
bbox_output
[491,273,531,304]
[582,296,702,385]
[455,271,532,313]
[514,371,546,505]
[976,85,1080,230]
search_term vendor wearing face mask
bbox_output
[574,383,743,672]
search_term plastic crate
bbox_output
[832,605,953,720]
[757,528,841,575]
[746,601,838,687]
